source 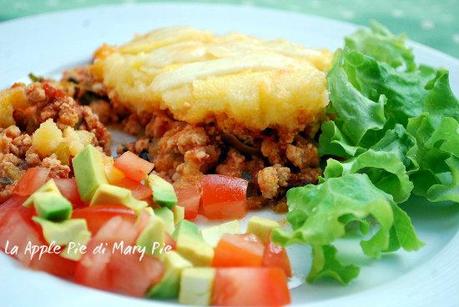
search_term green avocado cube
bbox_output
[73,145,108,201]
[90,184,147,213]
[23,179,60,207]
[173,206,185,225]
[147,251,192,299]
[201,220,241,247]
[33,192,72,222]
[179,268,215,306]
[148,174,177,208]
[154,207,175,234]
[247,216,280,243]
[173,220,201,241]
[136,215,166,257]
[33,217,91,261]
[173,221,214,266]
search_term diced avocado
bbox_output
[33,192,73,222]
[173,205,185,225]
[179,268,215,306]
[23,179,60,207]
[173,220,201,241]
[136,215,165,257]
[154,207,175,234]
[33,217,91,260]
[247,216,280,243]
[173,221,214,266]
[201,220,241,247]
[148,174,177,208]
[147,251,192,299]
[73,144,108,201]
[90,183,147,213]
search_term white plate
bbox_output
[1,3,459,307]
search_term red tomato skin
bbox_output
[0,210,41,266]
[29,253,77,279]
[200,175,248,220]
[13,167,50,196]
[75,216,164,296]
[213,233,265,267]
[174,180,201,220]
[72,205,137,234]
[108,252,164,297]
[0,208,77,279]
[114,151,154,182]
[116,178,152,200]
[164,232,176,250]
[54,178,85,207]
[212,268,291,306]
[0,195,27,225]
[263,242,292,277]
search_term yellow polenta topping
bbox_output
[94,26,332,131]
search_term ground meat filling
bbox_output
[110,110,321,212]
[0,81,110,202]
[61,66,323,212]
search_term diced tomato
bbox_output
[75,216,164,296]
[104,163,125,184]
[54,178,85,207]
[0,208,76,279]
[200,175,247,220]
[114,151,154,182]
[108,251,163,296]
[72,205,137,234]
[13,167,50,196]
[0,195,27,225]
[29,252,77,279]
[0,210,41,266]
[212,268,291,306]
[116,178,152,200]
[213,233,264,267]
[164,232,176,250]
[263,242,292,277]
[174,180,201,220]
[0,196,40,234]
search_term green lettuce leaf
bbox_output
[325,50,387,146]
[340,50,434,124]
[323,149,413,203]
[307,245,360,285]
[344,21,415,71]
[407,115,459,202]
[423,69,459,124]
[273,173,421,284]
[283,22,458,286]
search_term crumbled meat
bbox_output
[271,198,288,213]
[257,165,291,199]
[80,106,111,152]
[0,80,112,202]
[41,155,71,178]
[12,82,110,152]
[286,142,319,169]
[216,149,246,178]
[89,100,112,124]
[261,137,283,164]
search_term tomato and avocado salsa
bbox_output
[0,144,291,306]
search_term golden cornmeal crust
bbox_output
[92,27,332,133]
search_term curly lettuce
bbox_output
[276,22,459,285]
